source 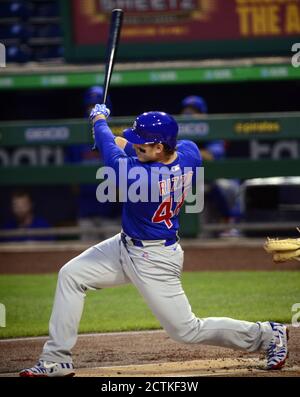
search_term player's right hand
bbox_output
[89,104,111,122]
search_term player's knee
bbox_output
[58,263,71,282]
[58,256,89,293]
[58,260,78,284]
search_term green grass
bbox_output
[0,272,299,338]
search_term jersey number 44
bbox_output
[152,192,186,229]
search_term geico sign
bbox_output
[178,122,209,137]
[25,127,69,142]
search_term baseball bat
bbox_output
[92,8,124,151]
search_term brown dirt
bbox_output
[0,328,299,377]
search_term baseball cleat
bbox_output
[19,360,75,377]
[266,322,289,370]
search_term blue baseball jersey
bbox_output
[94,119,202,240]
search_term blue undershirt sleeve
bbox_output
[94,119,129,170]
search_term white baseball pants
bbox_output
[40,233,273,363]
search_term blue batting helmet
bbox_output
[123,111,178,149]
[182,95,207,114]
[83,86,112,111]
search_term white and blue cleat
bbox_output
[266,322,289,370]
[19,360,75,377]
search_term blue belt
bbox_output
[121,232,178,247]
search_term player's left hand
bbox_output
[89,104,110,122]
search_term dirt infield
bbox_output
[0,328,299,377]
[1,238,299,377]
[0,239,299,273]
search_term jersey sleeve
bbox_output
[94,119,129,169]
[177,140,202,188]
[178,140,202,167]
[93,119,139,186]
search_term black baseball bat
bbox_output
[92,9,124,151]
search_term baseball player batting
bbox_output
[20,105,288,376]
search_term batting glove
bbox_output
[89,104,111,122]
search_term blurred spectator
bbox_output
[181,96,225,161]
[65,86,122,241]
[1,190,54,242]
[181,95,242,237]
